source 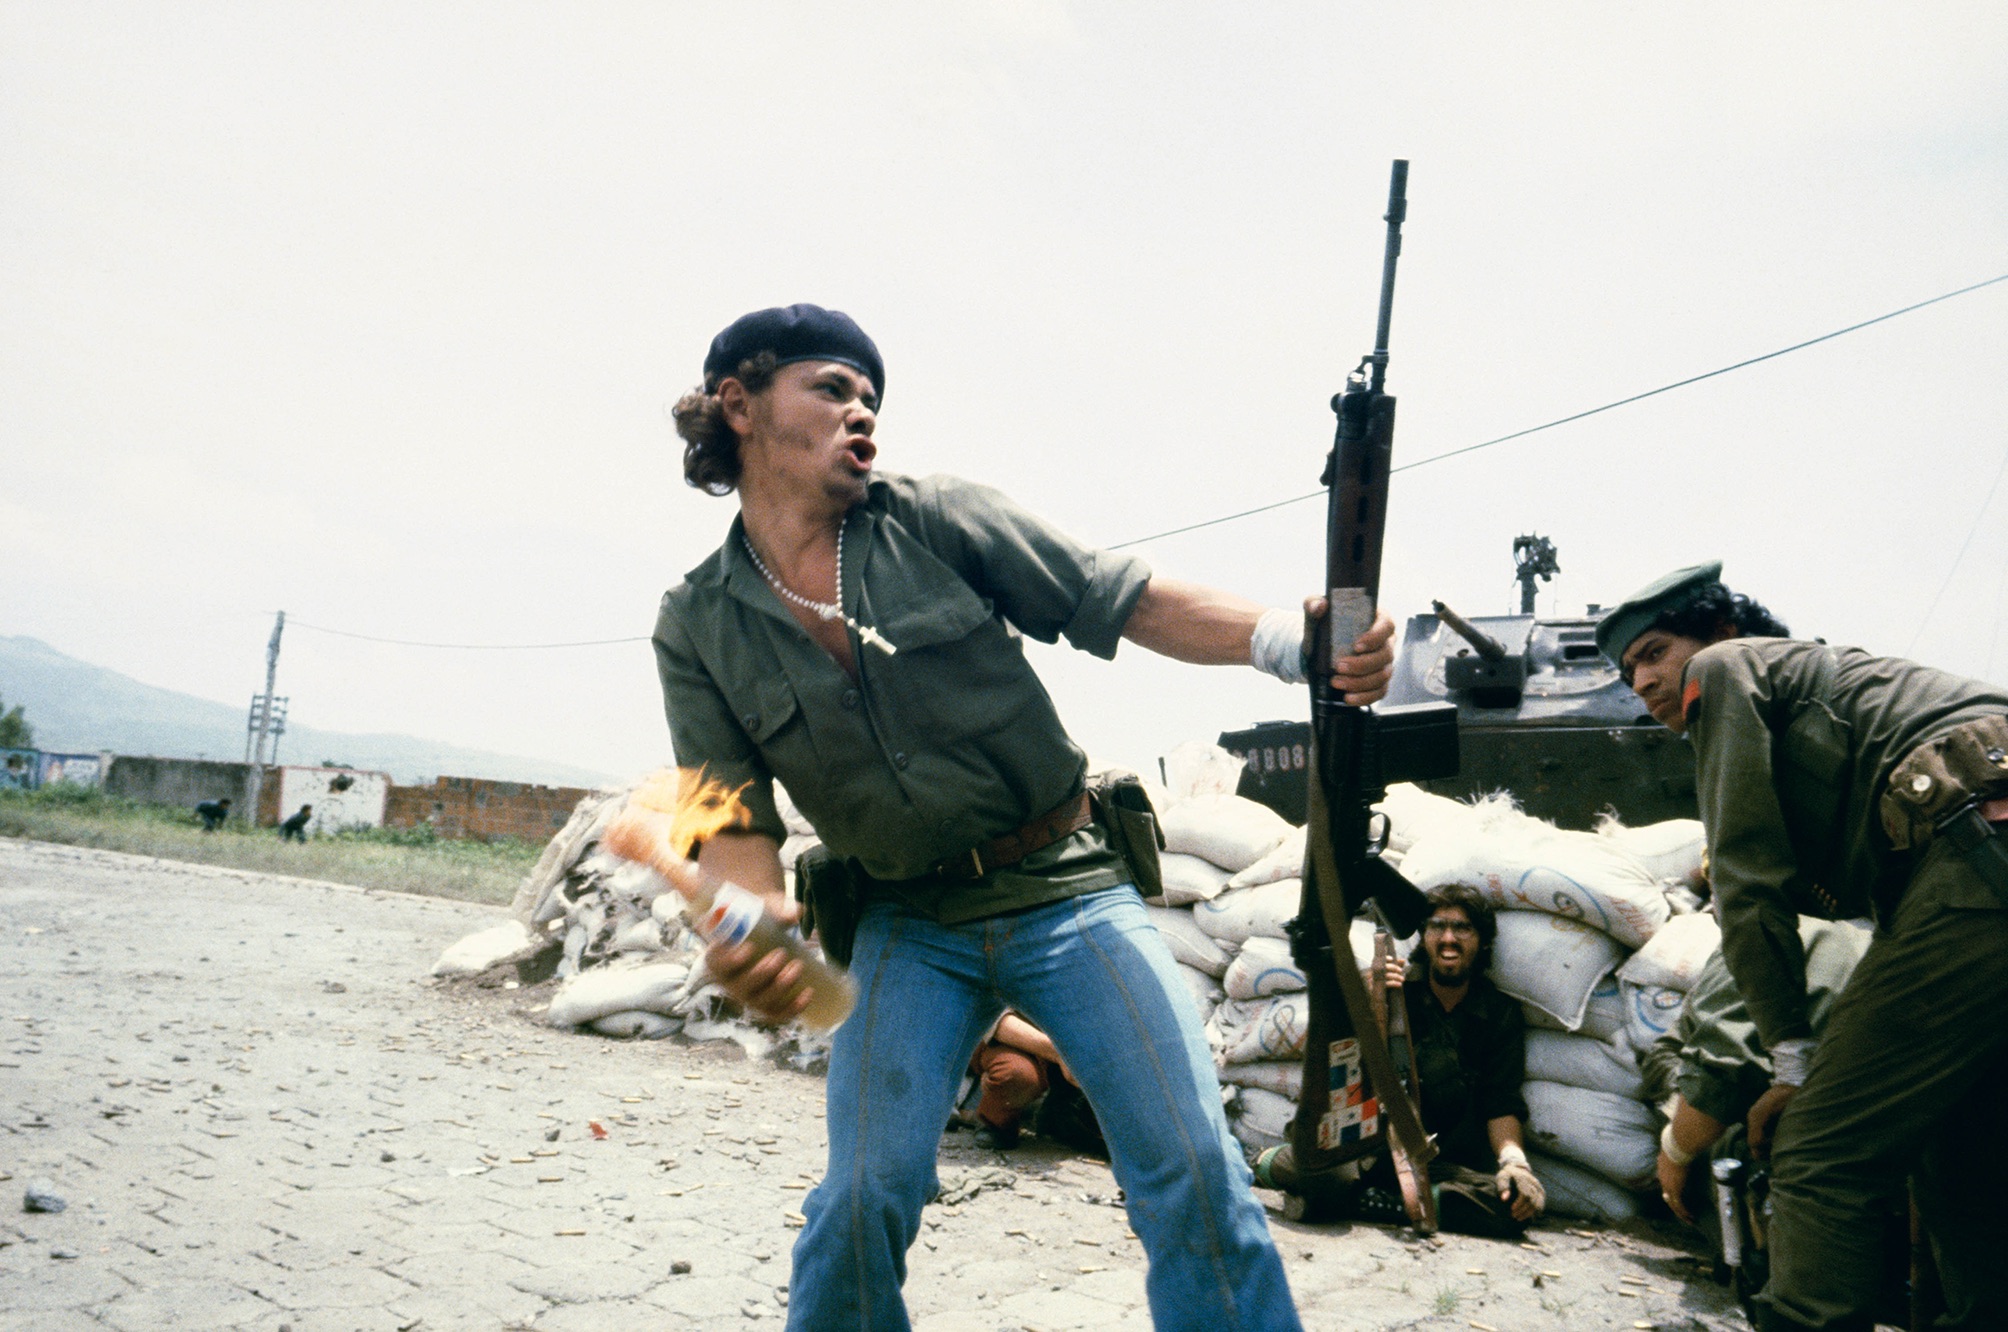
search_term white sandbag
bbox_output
[1525,1029,1645,1100]
[590,1010,683,1039]
[546,962,693,1028]
[1218,1059,1305,1099]
[1192,880,1301,945]
[1229,1086,1297,1154]
[1599,817,1706,888]
[1155,853,1236,906]
[1621,980,1687,1055]
[1224,936,1308,999]
[610,917,667,954]
[1401,806,1669,948]
[1521,977,1625,1043]
[1160,794,1292,873]
[1528,1149,1642,1223]
[1486,912,1627,1030]
[1226,825,1306,889]
[1175,962,1224,1024]
[1523,1079,1659,1187]
[1617,912,1721,993]
[1145,904,1236,977]
[779,832,824,870]
[1206,994,1309,1065]
[1161,742,1246,801]
[432,919,540,977]
[684,1015,774,1061]
[774,780,816,837]
[1374,782,1485,854]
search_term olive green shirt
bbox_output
[1639,919,1870,1124]
[1683,638,2008,1048]
[653,472,1150,923]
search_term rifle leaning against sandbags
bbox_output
[1254,159,1460,1228]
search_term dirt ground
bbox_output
[1,836,1747,1330]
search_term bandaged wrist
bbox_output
[1659,1122,1696,1167]
[1770,1038,1816,1087]
[1496,1142,1528,1170]
[1250,607,1309,684]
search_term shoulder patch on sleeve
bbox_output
[1682,676,1703,724]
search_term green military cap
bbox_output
[1594,561,1723,663]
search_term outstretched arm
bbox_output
[1120,575,1396,705]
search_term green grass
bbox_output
[0,785,541,905]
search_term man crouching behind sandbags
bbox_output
[1364,883,1545,1236]
[1599,562,2008,1332]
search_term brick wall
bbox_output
[383,775,595,842]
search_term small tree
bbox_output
[0,696,31,749]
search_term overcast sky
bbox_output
[4,2,2005,782]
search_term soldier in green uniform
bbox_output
[1597,563,2008,1332]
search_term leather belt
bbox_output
[929,792,1093,881]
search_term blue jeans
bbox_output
[786,884,1303,1331]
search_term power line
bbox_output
[1905,438,2008,656]
[1107,271,2008,551]
[289,620,649,651]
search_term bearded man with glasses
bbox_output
[1367,882,1544,1235]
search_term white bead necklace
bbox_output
[742,526,897,656]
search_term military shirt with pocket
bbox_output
[653,472,1152,923]
[1683,638,2008,1048]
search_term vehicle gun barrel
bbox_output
[1431,600,1508,662]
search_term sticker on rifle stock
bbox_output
[701,883,764,947]
[1318,1038,1378,1150]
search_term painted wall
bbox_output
[37,752,109,787]
[260,766,390,834]
[1,749,37,791]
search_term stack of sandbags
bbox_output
[432,779,833,1063]
[1377,785,1709,1207]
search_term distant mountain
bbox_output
[0,635,620,789]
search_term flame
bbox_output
[623,767,753,861]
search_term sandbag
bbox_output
[1525,1029,1645,1100]
[432,920,540,977]
[1225,826,1307,889]
[1374,782,1485,855]
[1523,1079,1659,1187]
[1206,994,1309,1065]
[1528,1149,1642,1223]
[1228,1085,1296,1153]
[1192,880,1301,945]
[1486,912,1627,1031]
[1401,806,1669,948]
[1161,741,1246,801]
[1160,794,1292,873]
[1617,912,1722,993]
[1155,853,1236,907]
[1175,962,1224,1024]
[1217,1059,1304,1099]
[1621,980,1687,1055]
[590,1010,683,1039]
[1144,904,1235,977]
[1599,817,1706,888]
[546,962,693,1027]
[1223,936,1308,1000]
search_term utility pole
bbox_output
[243,612,287,825]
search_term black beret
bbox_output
[1594,561,1723,663]
[702,304,884,403]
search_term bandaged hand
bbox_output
[1251,602,1396,705]
[1495,1143,1544,1222]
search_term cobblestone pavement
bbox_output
[1,838,1746,1331]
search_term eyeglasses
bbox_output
[1423,918,1477,938]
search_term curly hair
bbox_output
[1650,581,1790,643]
[1422,882,1498,973]
[670,350,779,496]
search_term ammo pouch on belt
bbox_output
[1879,714,2008,906]
[1088,769,1166,903]
[795,844,862,969]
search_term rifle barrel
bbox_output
[1370,159,1409,393]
